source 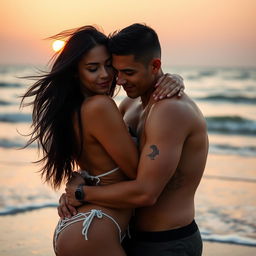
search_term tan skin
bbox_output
[58,72,184,217]
[55,46,184,256]
[55,45,138,256]
[65,54,208,233]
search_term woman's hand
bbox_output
[57,193,78,219]
[57,172,85,219]
[153,73,185,101]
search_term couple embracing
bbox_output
[22,23,208,256]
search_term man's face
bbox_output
[112,54,155,99]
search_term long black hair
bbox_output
[21,26,115,189]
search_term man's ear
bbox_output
[151,58,161,73]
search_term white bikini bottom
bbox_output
[54,209,123,246]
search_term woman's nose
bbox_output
[100,67,109,78]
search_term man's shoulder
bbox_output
[150,94,193,116]
[120,97,139,107]
[119,97,140,114]
[147,94,205,128]
[144,95,207,139]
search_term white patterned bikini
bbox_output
[54,167,124,245]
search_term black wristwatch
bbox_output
[75,184,85,202]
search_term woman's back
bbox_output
[55,95,138,255]
[73,95,138,185]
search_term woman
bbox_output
[21,26,184,256]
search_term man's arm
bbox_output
[73,99,190,208]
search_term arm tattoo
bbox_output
[147,145,160,160]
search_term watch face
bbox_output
[75,184,84,201]
[75,189,82,200]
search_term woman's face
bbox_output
[78,45,114,95]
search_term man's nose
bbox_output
[116,75,126,85]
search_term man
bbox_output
[65,23,208,255]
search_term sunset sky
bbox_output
[1,0,255,67]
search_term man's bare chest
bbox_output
[123,103,149,150]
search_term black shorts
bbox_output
[122,220,202,256]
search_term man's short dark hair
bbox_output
[108,23,161,65]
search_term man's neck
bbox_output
[140,69,164,108]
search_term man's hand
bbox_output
[65,172,85,207]
[57,193,78,219]
[153,73,184,100]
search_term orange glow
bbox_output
[52,40,65,52]
[1,0,255,66]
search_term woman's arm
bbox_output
[58,95,139,218]
[81,95,139,179]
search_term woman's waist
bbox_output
[77,204,132,230]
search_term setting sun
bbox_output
[52,40,65,52]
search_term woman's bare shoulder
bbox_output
[81,95,118,116]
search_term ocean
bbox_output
[0,64,255,247]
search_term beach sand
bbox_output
[0,208,255,256]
